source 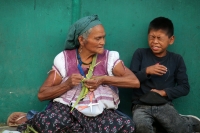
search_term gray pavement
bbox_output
[0,126,17,132]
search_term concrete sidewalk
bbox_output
[0,126,17,132]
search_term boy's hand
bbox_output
[146,63,167,76]
[151,89,167,96]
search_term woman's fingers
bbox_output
[84,78,100,91]
[67,74,84,86]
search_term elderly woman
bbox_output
[17,15,140,133]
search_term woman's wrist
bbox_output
[101,75,107,84]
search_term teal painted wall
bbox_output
[1,0,200,123]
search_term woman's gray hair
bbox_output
[81,28,92,39]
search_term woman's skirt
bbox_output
[17,102,135,133]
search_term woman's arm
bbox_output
[84,61,140,90]
[38,70,83,101]
[103,61,140,88]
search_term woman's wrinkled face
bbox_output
[83,25,106,54]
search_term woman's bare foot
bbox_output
[7,112,28,127]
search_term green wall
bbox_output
[0,0,200,123]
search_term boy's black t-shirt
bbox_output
[130,48,190,104]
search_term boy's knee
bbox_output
[135,121,154,132]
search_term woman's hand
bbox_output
[83,75,106,92]
[65,74,84,88]
[38,72,83,101]
[146,63,167,76]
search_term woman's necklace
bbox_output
[82,61,92,65]
[77,49,92,65]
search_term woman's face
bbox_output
[83,24,106,54]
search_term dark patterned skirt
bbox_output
[17,102,135,133]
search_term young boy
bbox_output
[130,17,200,133]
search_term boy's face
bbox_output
[148,29,174,57]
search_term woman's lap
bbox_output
[17,102,135,133]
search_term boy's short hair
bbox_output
[148,17,174,37]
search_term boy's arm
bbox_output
[130,49,167,82]
[151,56,190,100]
[163,56,190,100]
[130,49,149,82]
